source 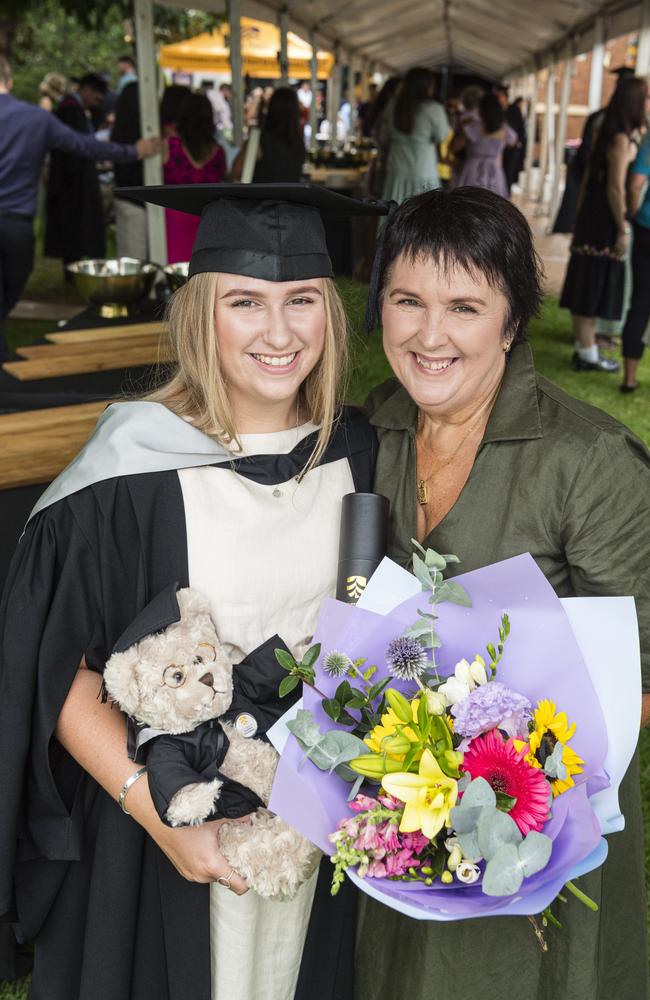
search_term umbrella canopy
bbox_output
[159,17,334,79]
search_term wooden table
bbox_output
[3,336,173,381]
[0,401,107,489]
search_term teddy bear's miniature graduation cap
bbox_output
[116,182,389,281]
[111,581,183,654]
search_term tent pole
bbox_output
[637,0,650,75]
[309,29,319,142]
[278,8,289,87]
[548,46,573,229]
[228,0,244,147]
[523,70,539,200]
[134,0,166,265]
[588,17,605,113]
[328,45,341,141]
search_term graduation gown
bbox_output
[0,405,376,1000]
[44,95,106,261]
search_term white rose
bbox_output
[455,862,481,884]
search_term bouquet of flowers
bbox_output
[268,544,640,939]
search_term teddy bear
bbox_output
[103,584,321,899]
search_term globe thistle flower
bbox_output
[323,650,353,677]
[386,636,428,681]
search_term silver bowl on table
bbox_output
[163,262,190,293]
[66,258,159,318]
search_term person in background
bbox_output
[297,79,313,140]
[381,67,449,204]
[38,72,67,112]
[111,78,148,260]
[0,54,158,361]
[504,95,526,192]
[160,83,191,139]
[117,54,137,93]
[163,92,226,262]
[208,81,233,139]
[357,82,378,138]
[620,133,650,391]
[553,66,636,234]
[559,76,648,373]
[450,91,517,197]
[44,72,113,272]
[231,86,305,184]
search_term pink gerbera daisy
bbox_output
[462,729,551,835]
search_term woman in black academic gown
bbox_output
[0,184,387,1000]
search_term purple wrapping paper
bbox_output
[269,554,608,919]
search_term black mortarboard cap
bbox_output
[610,65,635,78]
[112,582,181,653]
[116,182,389,281]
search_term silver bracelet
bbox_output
[118,767,147,815]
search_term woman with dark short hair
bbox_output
[559,76,648,374]
[355,185,649,1000]
[450,91,517,196]
[381,67,450,204]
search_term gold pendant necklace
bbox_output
[416,413,484,506]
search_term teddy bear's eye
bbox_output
[196,642,216,663]
[163,665,186,688]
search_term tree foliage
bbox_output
[4,0,223,97]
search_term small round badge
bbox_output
[235,713,258,738]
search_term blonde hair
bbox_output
[145,273,350,473]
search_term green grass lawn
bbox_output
[1,272,649,997]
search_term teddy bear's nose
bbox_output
[198,672,214,687]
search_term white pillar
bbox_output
[548,49,572,226]
[536,65,555,210]
[278,8,289,86]
[328,46,342,141]
[309,30,319,141]
[134,0,166,265]
[637,0,650,76]
[588,17,605,112]
[227,0,244,146]
[523,71,538,200]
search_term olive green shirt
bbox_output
[366,341,650,692]
[355,341,648,1000]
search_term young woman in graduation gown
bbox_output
[0,184,387,1000]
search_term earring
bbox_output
[503,340,512,353]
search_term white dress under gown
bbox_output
[177,421,355,1000]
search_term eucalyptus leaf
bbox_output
[449,803,482,834]
[477,807,522,861]
[274,648,297,672]
[519,831,552,877]
[410,538,427,558]
[460,777,496,810]
[543,741,568,780]
[413,554,433,590]
[347,774,365,800]
[456,829,482,861]
[405,620,433,639]
[457,773,471,793]
[286,709,322,749]
[301,643,321,668]
[424,550,447,570]
[279,674,300,698]
[482,843,524,896]
[308,730,368,772]
[438,580,472,608]
[441,554,460,563]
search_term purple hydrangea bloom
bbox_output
[452,681,531,740]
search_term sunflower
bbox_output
[516,700,585,797]
[365,701,419,758]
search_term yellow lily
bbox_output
[382,749,459,840]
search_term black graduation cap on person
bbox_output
[116,182,390,282]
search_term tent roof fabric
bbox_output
[156,0,645,79]
[160,17,334,78]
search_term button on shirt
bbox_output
[0,93,137,217]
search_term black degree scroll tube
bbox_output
[336,492,389,603]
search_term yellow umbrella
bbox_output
[159,17,334,80]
